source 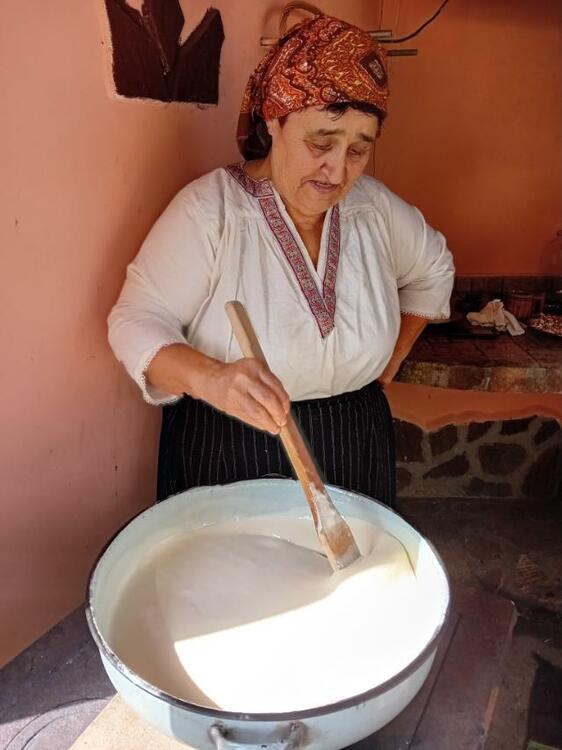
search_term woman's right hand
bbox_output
[146,344,290,434]
[202,358,290,435]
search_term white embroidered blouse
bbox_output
[108,164,455,405]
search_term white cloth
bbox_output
[108,165,455,405]
[467,299,525,336]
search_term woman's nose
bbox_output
[323,151,347,184]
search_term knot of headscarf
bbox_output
[237,14,389,158]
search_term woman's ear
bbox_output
[266,118,281,138]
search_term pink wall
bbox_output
[375,0,562,276]
[375,0,562,427]
[386,383,562,432]
[1,0,560,666]
[0,0,382,667]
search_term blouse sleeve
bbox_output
[107,190,217,405]
[379,185,455,320]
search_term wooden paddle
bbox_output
[225,300,361,572]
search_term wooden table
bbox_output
[350,587,517,749]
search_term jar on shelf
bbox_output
[532,292,546,316]
[505,292,534,321]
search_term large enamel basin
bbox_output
[87,479,450,750]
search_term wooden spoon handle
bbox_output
[225,300,325,525]
[225,300,361,570]
[225,299,268,363]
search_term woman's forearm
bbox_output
[146,343,221,399]
[378,313,428,386]
[394,313,428,358]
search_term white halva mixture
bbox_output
[109,515,436,712]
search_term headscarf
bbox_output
[237,13,389,158]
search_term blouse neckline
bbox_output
[224,162,341,338]
[224,161,274,198]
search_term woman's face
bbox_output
[267,106,379,220]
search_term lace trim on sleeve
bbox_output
[399,309,450,321]
[138,340,185,406]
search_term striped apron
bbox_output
[156,380,395,507]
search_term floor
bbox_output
[1,496,560,750]
[398,497,562,750]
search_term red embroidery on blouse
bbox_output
[225,163,340,338]
[323,204,340,321]
[225,163,273,198]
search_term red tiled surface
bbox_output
[397,329,562,393]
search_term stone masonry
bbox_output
[394,416,562,500]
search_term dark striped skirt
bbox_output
[157,380,396,507]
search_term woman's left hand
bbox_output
[377,313,429,388]
[377,355,404,388]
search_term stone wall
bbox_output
[394,416,562,500]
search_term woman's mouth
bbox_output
[309,180,339,194]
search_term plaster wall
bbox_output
[386,383,562,432]
[0,0,381,667]
[376,0,562,428]
[376,0,562,276]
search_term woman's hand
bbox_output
[377,355,404,389]
[201,358,290,435]
[146,344,290,435]
[377,314,429,389]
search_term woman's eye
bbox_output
[348,149,367,159]
[310,142,331,152]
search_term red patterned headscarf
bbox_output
[237,14,389,158]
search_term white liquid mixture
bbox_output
[109,515,437,713]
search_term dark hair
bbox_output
[244,101,384,161]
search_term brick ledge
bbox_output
[396,329,562,393]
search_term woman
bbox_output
[108,13,454,507]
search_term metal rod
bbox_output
[388,49,418,56]
[260,29,395,47]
